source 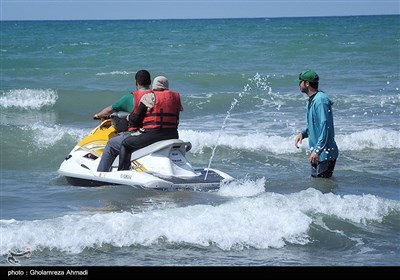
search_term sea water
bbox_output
[0,16,399,268]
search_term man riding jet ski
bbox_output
[58,112,234,190]
[59,74,233,190]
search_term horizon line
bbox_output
[1,13,398,22]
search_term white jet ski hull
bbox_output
[58,118,234,190]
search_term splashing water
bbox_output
[205,73,270,180]
[204,97,239,180]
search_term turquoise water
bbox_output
[0,15,399,267]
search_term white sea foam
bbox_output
[26,124,66,147]
[180,128,400,154]
[21,123,90,148]
[1,188,398,254]
[96,71,134,76]
[0,89,58,110]
[15,123,400,153]
[218,177,266,197]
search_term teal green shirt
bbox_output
[112,94,134,112]
[301,91,339,162]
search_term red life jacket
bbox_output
[132,89,152,113]
[142,90,181,130]
[128,89,152,131]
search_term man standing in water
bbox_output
[294,70,339,178]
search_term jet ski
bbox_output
[58,112,234,190]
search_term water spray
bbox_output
[204,88,251,180]
[204,73,271,180]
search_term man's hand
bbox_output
[294,133,303,148]
[309,152,319,165]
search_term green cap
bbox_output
[297,70,319,83]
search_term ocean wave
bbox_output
[0,89,58,110]
[180,128,400,154]
[3,123,399,154]
[1,188,398,254]
[96,71,134,76]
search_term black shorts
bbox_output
[311,159,337,178]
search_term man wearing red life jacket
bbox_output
[96,70,152,172]
[118,76,183,170]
